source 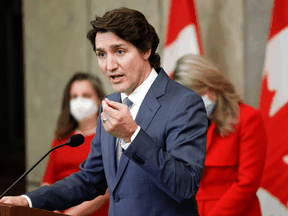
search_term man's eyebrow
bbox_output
[111,44,126,49]
[95,48,104,52]
[96,44,126,52]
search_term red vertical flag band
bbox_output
[162,0,203,77]
[258,0,288,211]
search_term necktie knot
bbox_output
[123,97,133,109]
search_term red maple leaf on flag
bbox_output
[259,73,288,207]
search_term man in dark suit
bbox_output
[0,7,207,216]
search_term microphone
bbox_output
[0,134,85,199]
[67,134,85,147]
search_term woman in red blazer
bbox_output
[42,72,109,216]
[173,54,267,216]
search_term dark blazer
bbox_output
[26,68,207,216]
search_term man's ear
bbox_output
[142,48,152,60]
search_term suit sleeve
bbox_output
[124,92,207,203]
[207,109,267,216]
[25,115,107,211]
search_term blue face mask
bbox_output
[201,94,216,116]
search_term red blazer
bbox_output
[42,133,109,216]
[196,103,267,216]
[42,133,95,183]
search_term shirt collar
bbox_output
[121,68,158,107]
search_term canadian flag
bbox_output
[257,0,288,214]
[162,0,203,76]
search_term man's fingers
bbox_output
[101,112,112,125]
[102,99,129,119]
[102,100,108,108]
[102,101,118,119]
[104,98,126,110]
[0,197,6,203]
[0,196,29,206]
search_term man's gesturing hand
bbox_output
[101,98,138,143]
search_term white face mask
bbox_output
[201,94,216,116]
[70,97,98,121]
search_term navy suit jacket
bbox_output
[26,68,207,216]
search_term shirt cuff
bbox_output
[121,126,141,150]
[20,195,32,208]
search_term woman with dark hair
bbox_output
[173,54,267,216]
[42,72,109,216]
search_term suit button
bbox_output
[114,196,120,202]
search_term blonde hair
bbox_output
[173,54,242,136]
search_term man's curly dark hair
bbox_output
[87,7,161,69]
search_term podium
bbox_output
[0,203,68,216]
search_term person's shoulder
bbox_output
[166,81,203,108]
[156,68,197,94]
[169,79,194,93]
[52,134,72,147]
[239,103,263,122]
[239,103,259,114]
[167,78,200,99]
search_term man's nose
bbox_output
[107,54,118,71]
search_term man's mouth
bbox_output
[110,74,124,80]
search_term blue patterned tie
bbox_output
[116,97,133,168]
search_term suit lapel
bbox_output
[103,93,121,184]
[135,68,167,130]
[135,92,161,130]
[112,153,130,191]
[104,93,130,192]
[112,69,168,192]
[103,132,117,180]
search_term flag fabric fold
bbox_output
[162,0,203,76]
[258,0,288,212]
